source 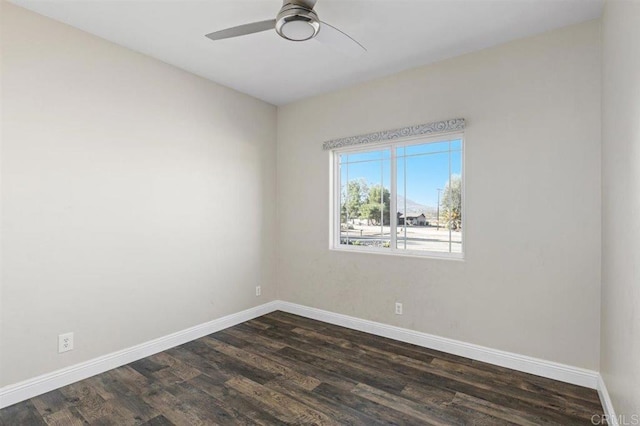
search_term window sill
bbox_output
[330,245,464,261]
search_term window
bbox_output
[331,134,463,258]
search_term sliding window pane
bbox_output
[339,149,391,248]
[397,149,451,253]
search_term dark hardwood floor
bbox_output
[0,311,604,425]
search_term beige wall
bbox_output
[601,0,640,417]
[277,21,602,370]
[0,3,277,386]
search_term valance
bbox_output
[322,118,465,151]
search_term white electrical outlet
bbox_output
[256,286,261,296]
[58,332,74,353]
[395,302,403,315]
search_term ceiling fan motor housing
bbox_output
[275,3,320,41]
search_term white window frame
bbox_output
[329,132,465,260]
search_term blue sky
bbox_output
[340,139,462,207]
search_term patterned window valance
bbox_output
[322,118,465,151]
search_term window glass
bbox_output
[334,136,464,258]
[339,149,391,249]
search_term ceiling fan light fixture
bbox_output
[205,0,366,55]
[275,5,320,41]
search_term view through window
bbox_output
[335,136,463,257]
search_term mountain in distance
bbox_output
[396,195,436,217]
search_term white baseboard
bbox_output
[0,299,602,410]
[277,301,600,389]
[597,374,619,426]
[0,301,280,409]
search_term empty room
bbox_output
[1,0,639,424]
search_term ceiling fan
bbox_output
[205,0,366,55]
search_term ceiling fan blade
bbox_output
[205,19,276,41]
[315,21,366,56]
[287,0,318,10]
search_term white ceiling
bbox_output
[11,0,603,105]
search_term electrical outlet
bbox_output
[395,302,403,315]
[256,286,261,296]
[58,332,74,353]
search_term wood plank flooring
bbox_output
[0,311,604,425]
